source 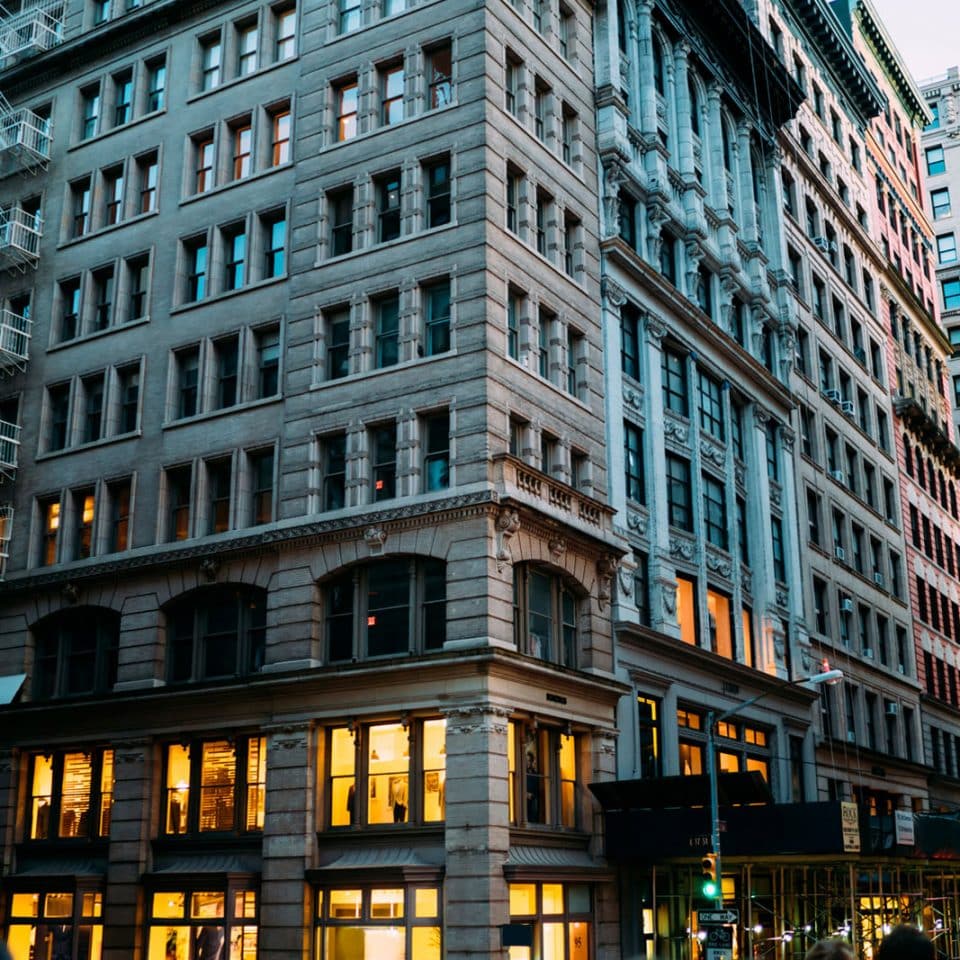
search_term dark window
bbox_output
[167,587,266,683]
[371,423,397,501]
[326,309,350,380]
[703,474,727,549]
[107,479,131,552]
[321,433,347,511]
[661,349,687,416]
[423,280,450,356]
[329,187,353,256]
[326,558,446,660]
[205,457,232,534]
[263,212,286,278]
[666,455,692,531]
[426,157,451,228]
[378,171,401,242]
[513,565,579,667]
[224,226,246,291]
[256,326,280,398]
[375,295,400,368]
[423,411,450,491]
[624,421,643,503]
[32,607,119,700]
[698,371,724,440]
[621,305,640,380]
[214,336,239,409]
[166,465,192,541]
[428,43,452,108]
[249,448,274,526]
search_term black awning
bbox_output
[601,801,856,860]
[589,773,773,811]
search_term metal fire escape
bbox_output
[0,3,57,577]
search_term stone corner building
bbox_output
[0,0,626,956]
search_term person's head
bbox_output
[804,938,854,960]
[0,939,12,960]
[877,925,935,960]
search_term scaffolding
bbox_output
[0,308,30,374]
[0,205,41,271]
[0,0,64,66]
[0,92,51,177]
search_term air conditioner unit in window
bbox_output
[840,400,855,415]
[854,347,867,364]
[897,664,906,674]
[885,702,899,716]
[829,469,845,484]
[873,572,885,586]
[823,388,842,403]
[863,648,874,659]
[812,236,830,252]
[840,597,854,613]
[846,730,857,743]
[834,545,846,561]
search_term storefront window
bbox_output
[507,882,591,960]
[326,719,445,828]
[7,891,102,960]
[146,887,257,960]
[28,748,114,840]
[677,710,770,781]
[315,885,441,959]
[508,721,580,829]
[163,736,266,836]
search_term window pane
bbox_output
[199,741,236,831]
[328,890,362,919]
[59,752,93,837]
[366,560,409,656]
[30,755,53,838]
[412,926,442,960]
[152,893,185,919]
[542,884,564,914]
[326,926,404,959]
[422,719,446,822]
[543,922,565,960]
[509,883,537,916]
[415,888,439,918]
[166,744,190,834]
[190,892,224,919]
[371,889,404,918]
[367,722,409,824]
[330,727,356,826]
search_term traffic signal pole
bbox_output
[706,709,722,907]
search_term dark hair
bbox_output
[877,925,935,960]
[805,939,854,960]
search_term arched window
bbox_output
[165,586,266,683]
[325,558,446,661]
[688,73,701,137]
[32,607,119,700]
[652,35,666,96]
[904,437,913,476]
[917,449,925,489]
[513,564,581,667]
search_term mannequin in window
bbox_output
[195,924,224,960]
[391,776,408,822]
[525,752,541,823]
[35,799,50,838]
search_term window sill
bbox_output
[36,428,143,462]
[321,99,459,153]
[47,314,150,353]
[317,823,445,841]
[68,107,166,152]
[170,274,287,315]
[180,161,294,206]
[56,209,160,250]
[316,220,458,268]
[310,349,454,391]
[163,394,281,430]
[185,55,299,105]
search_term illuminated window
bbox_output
[314,884,442,959]
[637,696,660,777]
[507,882,591,960]
[706,588,732,659]
[27,748,114,839]
[32,607,119,700]
[326,718,445,827]
[39,495,62,564]
[162,736,266,836]
[676,575,696,646]
[507,721,579,829]
[325,558,446,661]
[165,586,267,683]
[145,887,258,960]
[512,565,579,667]
[7,892,103,960]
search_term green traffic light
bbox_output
[702,880,718,898]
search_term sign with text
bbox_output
[895,810,915,846]
[841,801,861,852]
[698,911,739,926]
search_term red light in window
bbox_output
[367,616,377,626]
[375,480,384,490]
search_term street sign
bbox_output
[698,910,739,925]
[705,927,733,948]
[707,947,731,960]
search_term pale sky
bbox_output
[870,0,960,85]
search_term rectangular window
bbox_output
[944,279,960,311]
[926,145,946,175]
[505,54,520,116]
[255,326,280,398]
[92,267,114,331]
[38,497,61,566]
[326,308,350,380]
[103,166,124,226]
[117,363,140,433]
[371,424,397,501]
[113,70,132,126]
[200,35,223,90]
[322,433,347,510]
[127,254,149,320]
[263,211,286,278]
[205,457,232,534]
[271,108,291,165]
[932,188,951,219]
[428,42,452,108]
[621,305,639,380]
[423,280,450,356]
[47,383,70,451]
[329,187,353,256]
[245,447,273,527]
[702,474,727,549]
[166,465,193,541]
[624,422,643,503]
[107,478,131,552]
[506,166,521,233]
[80,85,100,139]
[185,237,208,301]
[423,411,449,491]
[507,290,522,360]
[223,225,246,291]
[338,0,361,33]
[147,57,166,111]
[698,371,724,440]
[335,80,358,140]
[70,178,91,239]
[380,63,404,125]
[27,748,114,840]
[771,516,785,581]
[375,295,400,368]
[275,6,296,58]
[81,373,104,443]
[938,233,957,264]
[237,22,258,75]
[566,327,582,395]
[176,347,200,419]
[661,349,687,416]
[666,455,691,531]
[425,156,451,228]
[232,122,252,179]
[214,335,239,409]
[377,171,401,242]
[72,488,96,560]
[138,152,158,213]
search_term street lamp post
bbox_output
[704,669,843,907]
